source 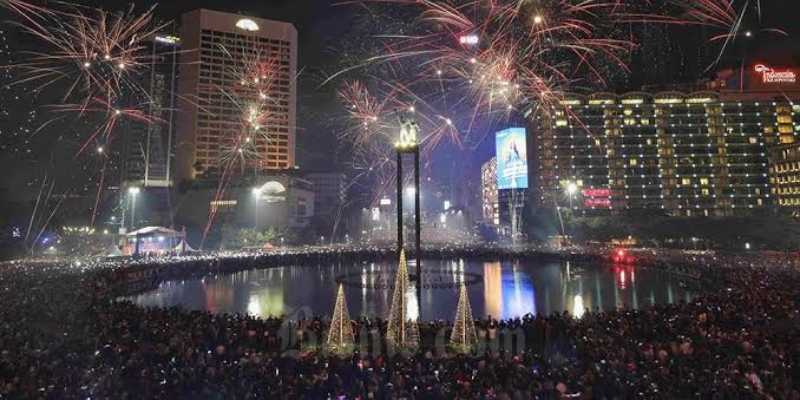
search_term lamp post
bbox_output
[252,188,261,229]
[566,182,578,208]
[128,187,140,231]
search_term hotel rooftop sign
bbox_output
[755,64,796,84]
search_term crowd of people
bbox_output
[0,246,799,398]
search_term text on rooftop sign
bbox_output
[755,64,796,84]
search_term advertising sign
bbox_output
[584,198,611,208]
[496,128,528,190]
[582,188,611,198]
[582,187,611,208]
[755,64,797,84]
[459,35,479,45]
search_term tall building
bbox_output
[176,10,298,182]
[306,172,347,217]
[770,142,800,211]
[538,64,800,216]
[481,157,498,224]
[122,32,180,188]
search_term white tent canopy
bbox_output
[93,242,123,258]
[173,239,196,253]
[125,226,184,238]
[105,243,124,257]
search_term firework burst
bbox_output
[187,41,293,243]
[334,0,787,204]
[3,0,173,225]
[333,0,656,203]
[6,0,168,104]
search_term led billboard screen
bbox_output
[496,128,528,189]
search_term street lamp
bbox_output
[128,187,140,230]
[252,188,261,228]
[566,182,578,208]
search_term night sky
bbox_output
[1,0,800,216]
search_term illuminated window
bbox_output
[210,200,238,213]
[749,137,758,144]
[778,115,793,124]
[702,188,710,196]
[681,178,691,185]
[700,178,709,185]
[654,98,683,104]
[555,119,568,127]
[629,158,638,166]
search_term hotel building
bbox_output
[770,142,800,210]
[175,10,297,182]
[538,64,800,216]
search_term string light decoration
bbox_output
[326,284,355,354]
[385,249,419,350]
[450,281,477,352]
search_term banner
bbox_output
[496,128,528,189]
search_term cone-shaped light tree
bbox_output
[327,284,355,353]
[386,249,420,349]
[450,281,477,350]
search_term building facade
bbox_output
[176,10,298,182]
[175,175,314,233]
[306,172,347,217]
[122,32,181,188]
[538,86,800,216]
[481,157,499,224]
[770,143,800,211]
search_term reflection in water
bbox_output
[502,262,536,318]
[125,260,698,321]
[483,262,502,318]
[405,287,419,320]
[573,295,585,318]
[247,294,260,316]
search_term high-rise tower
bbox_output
[175,10,297,182]
[122,32,180,188]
